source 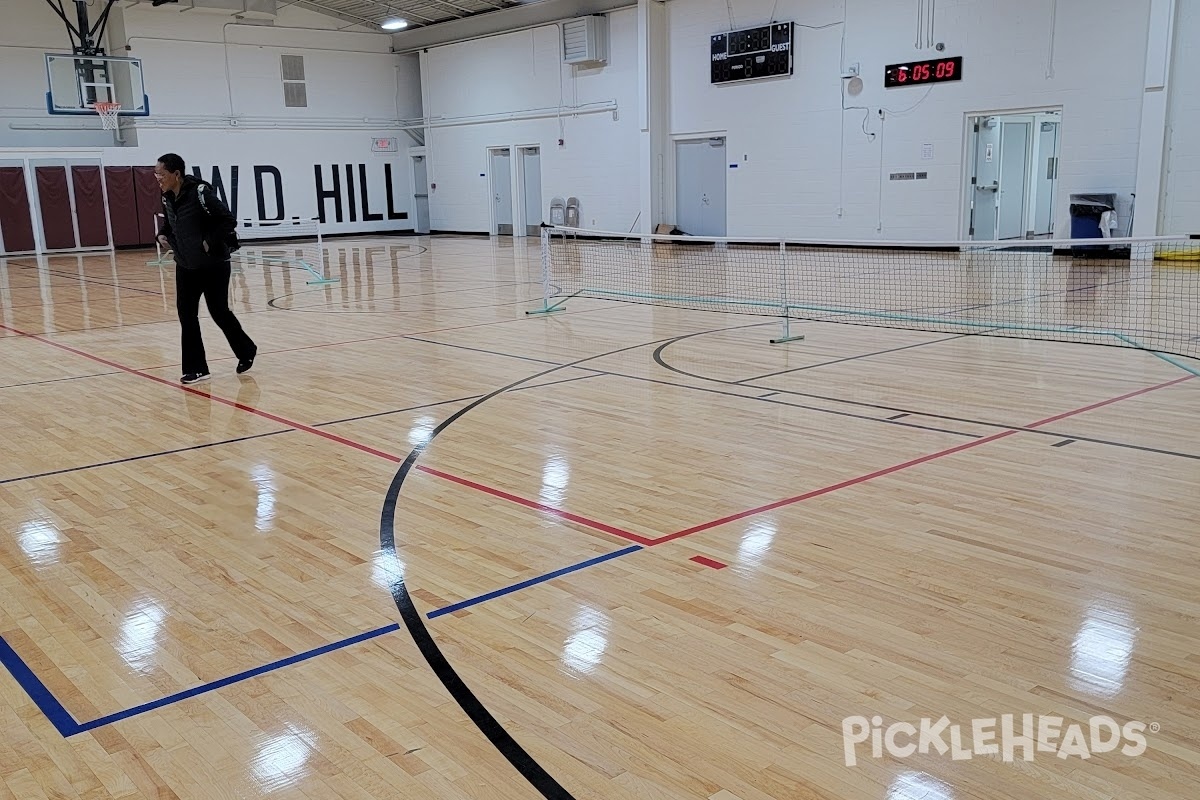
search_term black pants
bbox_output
[176,260,256,375]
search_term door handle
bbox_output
[976,183,998,192]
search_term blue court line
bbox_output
[1112,334,1200,377]
[427,545,643,619]
[0,623,399,737]
[0,633,80,737]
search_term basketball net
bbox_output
[93,101,121,130]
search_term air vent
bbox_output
[562,16,608,65]
[281,54,305,81]
[283,82,307,107]
[281,54,307,107]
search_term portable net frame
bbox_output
[92,101,121,130]
[532,226,1200,365]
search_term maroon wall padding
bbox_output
[134,166,162,245]
[71,166,109,248]
[0,167,36,253]
[35,166,77,250]
[104,166,140,247]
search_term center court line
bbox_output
[425,372,1194,617]
[0,321,642,543]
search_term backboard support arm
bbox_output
[43,0,120,56]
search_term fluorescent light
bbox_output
[381,18,408,30]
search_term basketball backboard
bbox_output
[45,53,149,116]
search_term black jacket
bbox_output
[158,175,236,270]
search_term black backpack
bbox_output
[196,184,241,253]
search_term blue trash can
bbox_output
[1070,201,1110,239]
[1069,193,1116,256]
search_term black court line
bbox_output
[0,370,125,391]
[0,375,607,486]
[1052,439,1076,447]
[313,373,603,428]
[733,333,969,383]
[0,429,294,486]
[403,335,564,366]
[126,306,619,374]
[403,331,984,438]
[650,329,1200,461]
[0,305,277,341]
[379,320,772,800]
[2,293,169,310]
[238,322,1200,461]
[8,264,165,296]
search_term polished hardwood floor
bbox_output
[1,235,1199,799]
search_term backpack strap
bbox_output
[197,184,211,215]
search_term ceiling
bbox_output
[289,0,528,31]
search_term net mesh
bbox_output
[538,228,1200,360]
[93,102,121,130]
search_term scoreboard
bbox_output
[711,22,794,84]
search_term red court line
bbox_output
[0,321,640,542]
[415,465,655,545]
[689,555,727,569]
[651,373,1194,545]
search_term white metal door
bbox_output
[489,148,513,235]
[970,119,1001,240]
[411,155,430,234]
[675,137,727,237]
[997,121,1031,240]
[1033,121,1058,235]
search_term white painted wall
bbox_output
[668,0,1151,240]
[419,9,641,233]
[0,0,422,235]
[0,0,115,148]
[1162,0,1200,235]
[5,0,1195,241]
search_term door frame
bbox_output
[667,130,726,233]
[670,131,728,236]
[513,143,542,237]
[960,107,1062,241]
[486,145,515,236]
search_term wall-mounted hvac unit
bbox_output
[562,16,608,65]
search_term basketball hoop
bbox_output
[93,101,121,130]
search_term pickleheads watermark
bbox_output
[842,714,1154,766]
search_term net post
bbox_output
[527,225,566,315]
[146,212,172,267]
[302,217,337,284]
[770,240,804,344]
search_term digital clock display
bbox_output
[711,22,794,84]
[884,56,962,87]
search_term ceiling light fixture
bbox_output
[381,18,408,30]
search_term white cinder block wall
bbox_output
[667,0,1151,240]
[1,0,423,235]
[3,0,1196,240]
[418,10,642,233]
